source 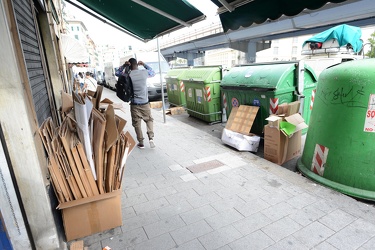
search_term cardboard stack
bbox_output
[264,101,308,165]
[39,86,135,241]
[221,105,261,152]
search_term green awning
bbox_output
[67,0,206,41]
[210,0,348,32]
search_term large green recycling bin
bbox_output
[182,66,222,123]
[220,62,317,135]
[165,67,190,107]
[297,59,375,201]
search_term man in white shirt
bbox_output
[84,72,97,92]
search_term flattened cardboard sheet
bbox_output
[225,105,259,135]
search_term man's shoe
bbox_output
[149,140,155,148]
[137,142,145,149]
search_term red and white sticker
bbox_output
[222,93,227,110]
[180,81,185,92]
[310,89,316,110]
[311,144,329,176]
[269,98,279,114]
[364,94,375,133]
[205,86,211,102]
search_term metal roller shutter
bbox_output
[13,0,53,125]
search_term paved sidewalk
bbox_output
[71,88,375,250]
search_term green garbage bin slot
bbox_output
[220,62,317,135]
[297,59,375,201]
[165,67,190,107]
[181,66,222,123]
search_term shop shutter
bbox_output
[13,0,53,125]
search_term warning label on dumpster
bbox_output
[364,94,375,133]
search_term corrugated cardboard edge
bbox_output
[57,189,121,209]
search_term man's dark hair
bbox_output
[129,58,137,69]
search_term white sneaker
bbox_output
[149,139,155,148]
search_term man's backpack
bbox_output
[116,65,134,102]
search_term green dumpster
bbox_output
[181,66,222,123]
[220,62,317,135]
[165,67,190,107]
[297,59,375,201]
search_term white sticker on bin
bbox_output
[364,94,375,133]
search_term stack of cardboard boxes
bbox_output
[39,88,135,241]
[264,101,307,165]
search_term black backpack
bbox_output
[116,65,134,102]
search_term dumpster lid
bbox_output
[220,62,316,89]
[180,66,222,83]
[166,67,191,78]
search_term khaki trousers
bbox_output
[130,103,154,143]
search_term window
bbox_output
[273,47,279,55]
[292,37,298,43]
[71,26,73,31]
[292,46,298,55]
[75,35,79,40]
[77,26,80,31]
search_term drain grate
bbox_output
[187,160,224,173]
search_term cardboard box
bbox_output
[166,107,186,115]
[150,101,163,109]
[264,125,302,164]
[221,128,260,152]
[58,190,122,241]
[263,101,306,165]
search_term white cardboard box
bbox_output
[221,128,260,152]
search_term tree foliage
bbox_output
[365,31,375,58]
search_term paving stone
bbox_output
[156,200,194,220]
[286,192,318,209]
[198,225,242,250]
[122,194,148,208]
[261,201,298,221]
[234,198,270,217]
[318,209,357,232]
[232,212,272,236]
[358,236,375,250]
[169,164,184,171]
[132,197,170,215]
[292,221,335,248]
[205,208,244,230]
[122,206,137,220]
[265,235,309,250]
[288,204,326,227]
[125,184,157,197]
[143,215,186,239]
[312,241,339,250]
[211,195,247,213]
[187,191,222,208]
[136,174,166,186]
[325,218,375,249]
[238,186,271,200]
[128,233,177,250]
[229,230,275,250]
[180,173,198,182]
[262,217,303,242]
[144,186,178,201]
[260,190,294,205]
[215,185,248,198]
[169,239,206,250]
[165,189,199,205]
[122,211,160,233]
[101,228,148,248]
[170,220,213,245]
[180,204,218,225]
